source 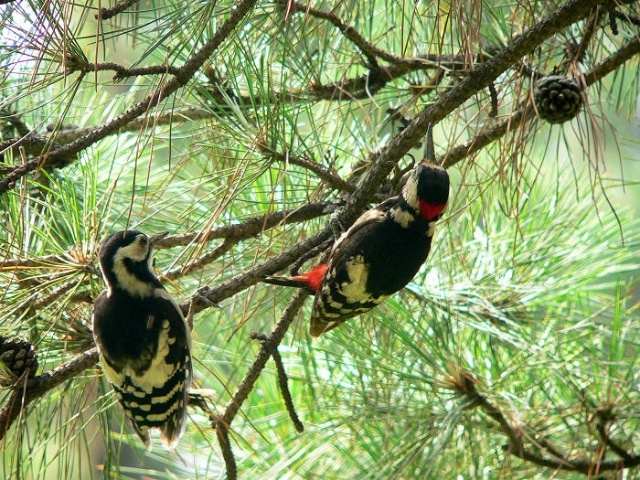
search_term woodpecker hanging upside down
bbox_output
[93,230,192,448]
[263,125,450,336]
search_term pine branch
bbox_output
[95,0,141,20]
[220,290,308,426]
[249,333,304,433]
[0,201,337,273]
[339,0,606,221]
[0,348,99,442]
[450,370,640,474]
[442,36,640,169]
[0,0,260,196]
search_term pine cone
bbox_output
[534,75,583,124]
[0,336,39,384]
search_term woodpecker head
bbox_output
[402,163,449,221]
[98,230,161,297]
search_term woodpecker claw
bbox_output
[329,210,345,240]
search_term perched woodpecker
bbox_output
[264,126,450,336]
[93,230,192,448]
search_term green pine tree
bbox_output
[1,0,639,478]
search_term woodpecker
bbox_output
[92,230,192,448]
[263,126,449,336]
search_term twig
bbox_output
[595,405,634,461]
[96,0,141,20]
[607,4,619,35]
[1,109,31,137]
[451,370,640,474]
[262,148,356,193]
[614,9,640,27]
[220,290,308,427]
[582,37,640,86]
[310,65,394,101]
[74,62,182,80]
[249,333,304,433]
[216,419,237,480]
[488,83,499,117]
[570,6,600,66]
[271,344,304,433]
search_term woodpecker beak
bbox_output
[423,123,435,164]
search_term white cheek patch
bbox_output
[402,174,420,211]
[109,257,154,298]
[116,239,149,262]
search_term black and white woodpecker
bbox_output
[263,125,450,336]
[93,230,192,448]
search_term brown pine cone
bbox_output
[0,336,39,384]
[534,75,583,124]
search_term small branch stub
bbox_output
[533,75,583,124]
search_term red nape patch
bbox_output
[293,264,329,292]
[419,200,446,220]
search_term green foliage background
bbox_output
[0,0,639,478]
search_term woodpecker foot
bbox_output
[188,390,218,428]
[329,210,345,240]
